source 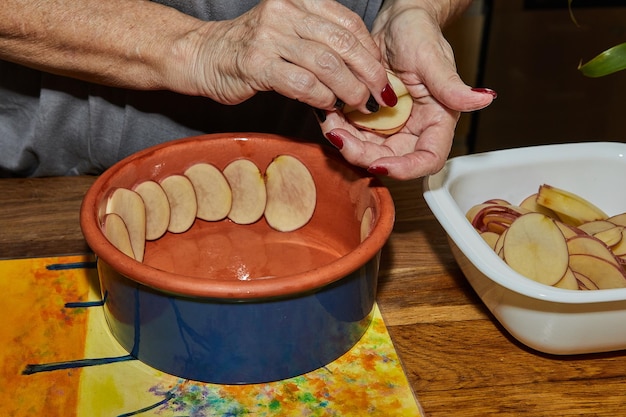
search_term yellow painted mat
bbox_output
[0,255,423,417]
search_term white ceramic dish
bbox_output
[423,142,626,355]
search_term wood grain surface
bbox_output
[1,175,624,416]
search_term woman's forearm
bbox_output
[0,0,206,93]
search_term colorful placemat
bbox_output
[0,255,423,417]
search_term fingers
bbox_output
[284,26,382,111]
[415,65,497,113]
[367,126,454,180]
[309,5,499,181]
[290,5,389,110]
[247,0,392,111]
[324,127,450,181]
[307,0,381,60]
[318,105,458,180]
[381,9,496,113]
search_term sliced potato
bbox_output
[184,162,232,221]
[159,174,198,234]
[343,94,412,135]
[386,69,409,97]
[554,220,582,239]
[502,212,569,286]
[574,272,600,290]
[264,155,316,232]
[569,254,626,289]
[536,184,608,226]
[133,180,170,240]
[519,193,558,218]
[102,213,136,260]
[577,220,617,236]
[105,187,146,262]
[593,225,624,248]
[566,235,621,267]
[608,212,626,226]
[360,207,374,242]
[343,71,411,135]
[494,228,508,258]
[469,185,626,290]
[468,203,528,233]
[223,159,267,225]
[554,268,579,290]
[480,231,500,250]
[610,230,626,256]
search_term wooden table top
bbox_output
[1,175,625,416]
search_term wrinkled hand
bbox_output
[186,0,390,111]
[318,6,496,180]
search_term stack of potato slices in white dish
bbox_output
[467,184,626,290]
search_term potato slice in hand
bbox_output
[159,174,198,234]
[102,213,136,260]
[343,94,412,135]
[342,71,412,135]
[264,155,316,232]
[502,212,569,286]
[223,159,267,225]
[133,180,170,240]
[184,163,232,221]
[105,187,146,262]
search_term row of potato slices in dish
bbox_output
[466,184,626,290]
[101,155,317,262]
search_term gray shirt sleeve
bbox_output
[0,0,382,177]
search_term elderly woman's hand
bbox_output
[317,2,496,180]
[187,0,396,111]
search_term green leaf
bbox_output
[579,42,626,78]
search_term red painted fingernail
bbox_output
[367,166,388,176]
[381,83,398,107]
[471,87,498,99]
[325,132,344,150]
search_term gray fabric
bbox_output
[0,0,382,177]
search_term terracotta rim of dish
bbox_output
[80,133,395,300]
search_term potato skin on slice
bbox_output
[159,174,198,234]
[105,187,146,262]
[223,159,267,225]
[102,213,136,260]
[264,155,316,232]
[344,95,412,135]
[342,71,411,135]
[184,163,232,222]
[133,180,170,240]
[502,212,569,286]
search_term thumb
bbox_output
[424,69,497,112]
